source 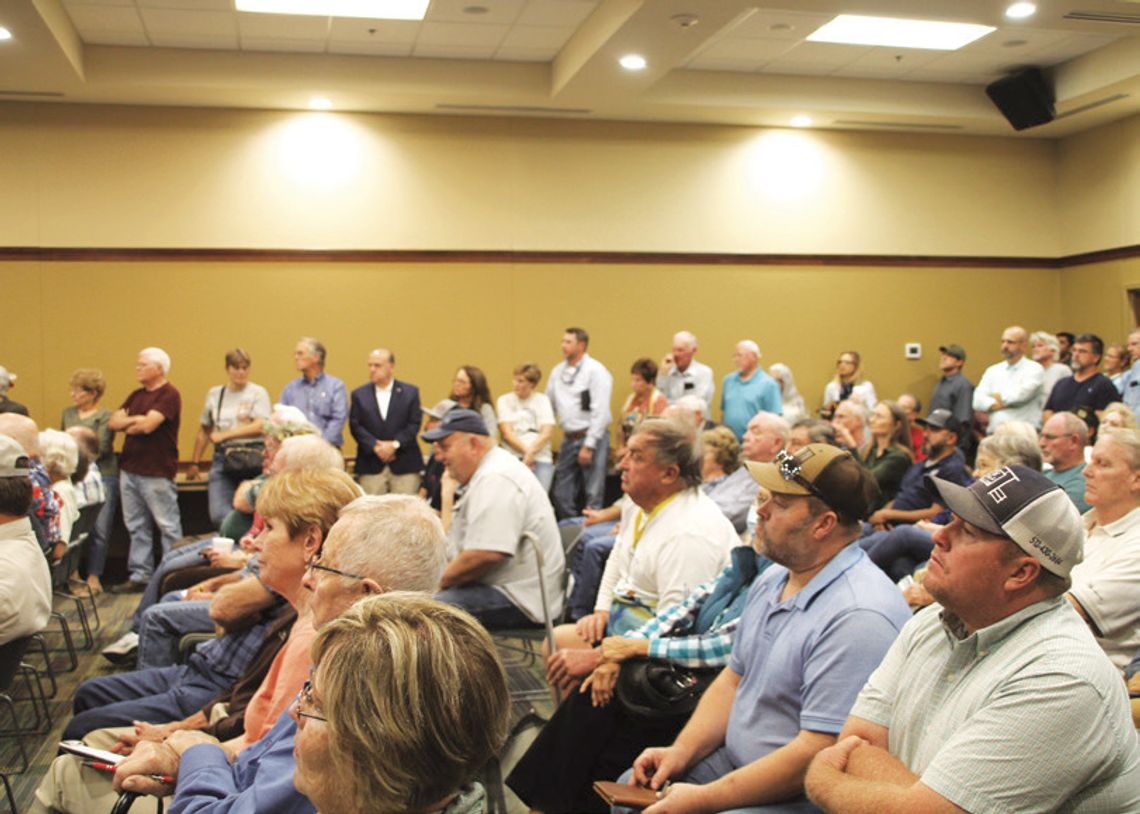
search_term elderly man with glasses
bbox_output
[609,445,910,814]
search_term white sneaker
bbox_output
[101,631,139,663]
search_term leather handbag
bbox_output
[614,658,718,722]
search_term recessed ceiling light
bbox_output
[1005,2,1036,19]
[0,27,12,41]
[619,54,647,71]
[309,96,332,110]
[236,0,429,21]
[807,14,995,50]
[769,23,792,32]
[790,115,813,127]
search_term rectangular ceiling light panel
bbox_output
[807,14,995,50]
[236,0,430,21]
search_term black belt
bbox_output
[563,430,588,440]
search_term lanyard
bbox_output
[632,492,679,549]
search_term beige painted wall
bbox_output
[1057,113,1140,256]
[1058,256,1140,343]
[2,259,1061,457]
[0,101,1062,256]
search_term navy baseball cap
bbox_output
[421,408,488,441]
[929,465,1084,578]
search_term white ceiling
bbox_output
[2,0,1139,137]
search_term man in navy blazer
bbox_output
[349,348,425,495]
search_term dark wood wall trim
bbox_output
[1,244,1137,268]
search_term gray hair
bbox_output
[994,420,1040,446]
[662,396,706,431]
[139,347,171,375]
[274,434,344,473]
[38,429,79,479]
[300,336,327,367]
[333,495,448,594]
[1098,427,1140,471]
[0,365,13,397]
[673,331,698,349]
[750,411,792,444]
[1048,412,1089,446]
[634,418,703,489]
[737,339,761,359]
[1029,331,1060,359]
[793,418,838,446]
[0,413,40,457]
[977,433,1043,471]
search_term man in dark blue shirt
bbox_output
[867,409,971,530]
[1044,333,1118,436]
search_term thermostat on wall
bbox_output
[905,343,922,360]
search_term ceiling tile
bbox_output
[494,45,559,61]
[146,31,240,48]
[62,0,135,8]
[81,29,152,45]
[842,46,942,73]
[498,24,571,49]
[327,39,413,55]
[769,41,870,70]
[241,37,327,52]
[417,20,508,46]
[412,41,500,57]
[139,7,238,38]
[761,60,839,77]
[426,0,526,25]
[725,8,833,41]
[514,0,596,28]
[237,12,329,39]
[1038,33,1120,64]
[328,18,420,43]
[904,68,994,85]
[685,58,763,73]
[921,49,1034,75]
[136,0,233,10]
[64,4,146,35]
[688,37,796,64]
[959,26,1068,55]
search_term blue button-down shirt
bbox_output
[280,371,347,447]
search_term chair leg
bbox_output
[69,576,102,633]
[25,635,57,699]
[47,611,79,671]
[55,591,94,651]
[1,771,17,814]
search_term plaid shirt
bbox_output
[191,613,275,684]
[626,564,742,668]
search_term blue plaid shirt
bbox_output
[627,564,744,668]
[189,613,274,685]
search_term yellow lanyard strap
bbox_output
[632,492,679,549]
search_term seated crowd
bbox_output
[2,320,1140,814]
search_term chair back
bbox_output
[70,502,102,542]
[0,636,32,693]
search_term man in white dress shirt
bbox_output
[657,331,715,415]
[972,325,1045,432]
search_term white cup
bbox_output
[210,536,236,556]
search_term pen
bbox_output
[85,762,176,784]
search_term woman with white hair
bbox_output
[0,365,28,416]
[39,428,80,547]
[768,362,807,425]
[293,593,510,814]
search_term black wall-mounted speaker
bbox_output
[985,68,1055,131]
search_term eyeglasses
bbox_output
[775,450,828,503]
[296,679,327,723]
[306,553,366,581]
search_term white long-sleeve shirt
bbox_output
[972,356,1045,432]
[546,352,613,450]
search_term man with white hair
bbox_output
[0,412,62,556]
[1029,330,1072,406]
[972,325,1045,433]
[657,331,715,415]
[109,347,183,592]
[0,365,28,416]
[280,336,347,448]
[426,409,564,628]
[720,340,781,442]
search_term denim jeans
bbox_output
[561,518,618,620]
[64,664,229,741]
[84,474,120,577]
[552,435,609,519]
[207,454,244,529]
[136,595,214,670]
[858,525,934,583]
[435,583,537,629]
[119,471,183,583]
[612,753,820,814]
[533,461,555,494]
[132,538,213,629]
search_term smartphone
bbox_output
[59,740,123,765]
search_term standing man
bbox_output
[614,445,910,813]
[1120,329,1140,413]
[972,325,1045,433]
[349,348,424,495]
[109,347,182,592]
[929,344,973,455]
[280,337,347,447]
[1043,333,1119,431]
[426,409,565,628]
[720,340,781,442]
[805,466,1140,812]
[547,327,613,519]
[0,435,51,646]
[1040,412,1091,513]
[657,331,715,415]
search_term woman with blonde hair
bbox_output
[293,593,510,814]
[821,350,876,416]
[699,426,758,534]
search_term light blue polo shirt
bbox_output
[725,543,911,769]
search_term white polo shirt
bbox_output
[1069,504,1140,669]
